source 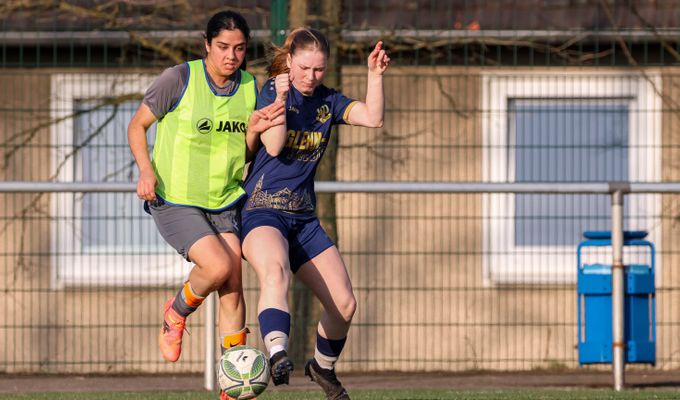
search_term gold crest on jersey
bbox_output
[315,104,331,123]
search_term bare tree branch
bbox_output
[1,102,121,238]
[630,3,680,63]
[1,93,142,170]
[128,31,184,64]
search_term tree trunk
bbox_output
[288,0,307,30]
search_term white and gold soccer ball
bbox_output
[217,345,270,399]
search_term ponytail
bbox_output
[267,38,293,77]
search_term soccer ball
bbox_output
[217,345,270,399]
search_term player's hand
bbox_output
[137,170,157,201]
[274,73,290,103]
[248,101,286,134]
[368,41,390,76]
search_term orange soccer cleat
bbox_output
[158,297,187,362]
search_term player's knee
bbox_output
[219,271,242,293]
[204,261,234,288]
[337,295,357,324]
[262,263,291,291]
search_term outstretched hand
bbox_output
[248,101,286,134]
[368,41,390,75]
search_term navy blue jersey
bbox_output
[243,78,357,216]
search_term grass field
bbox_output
[2,390,680,400]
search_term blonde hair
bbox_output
[267,27,330,78]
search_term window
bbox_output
[482,72,661,284]
[50,74,189,287]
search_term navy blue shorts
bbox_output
[241,210,334,273]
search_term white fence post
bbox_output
[611,189,625,391]
[205,292,216,391]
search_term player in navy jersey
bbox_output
[240,28,389,399]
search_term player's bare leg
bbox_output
[159,234,240,363]
[216,232,248,400]
[297,246,355,400]
[242,226,295,385]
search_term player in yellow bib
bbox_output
[151,57,254,209]
[127,11,283,398]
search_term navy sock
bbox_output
[258,308,291,357]
[314,333,347,370]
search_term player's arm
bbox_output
[127,103,158,201]
[260,74,290,157]
[128,65,185,201]
[246,101,285,161]
[346,41,390,128]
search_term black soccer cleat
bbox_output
[304,358,350,400]
[269,350,294,386]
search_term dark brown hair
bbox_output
[267,28,330,78]
[205,11,251,70]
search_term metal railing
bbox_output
[1,181,676,390]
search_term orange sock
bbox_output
[183,281,205,306]
[221,327,249,353]
[171,281,205,318]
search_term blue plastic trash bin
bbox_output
[577,231,656,366]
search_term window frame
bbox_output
[481,70,662,285]
[50,73,189,287]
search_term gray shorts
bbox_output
[147,197,241,261]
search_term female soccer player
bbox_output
[127,9,283,390]
[241,28,389,399]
